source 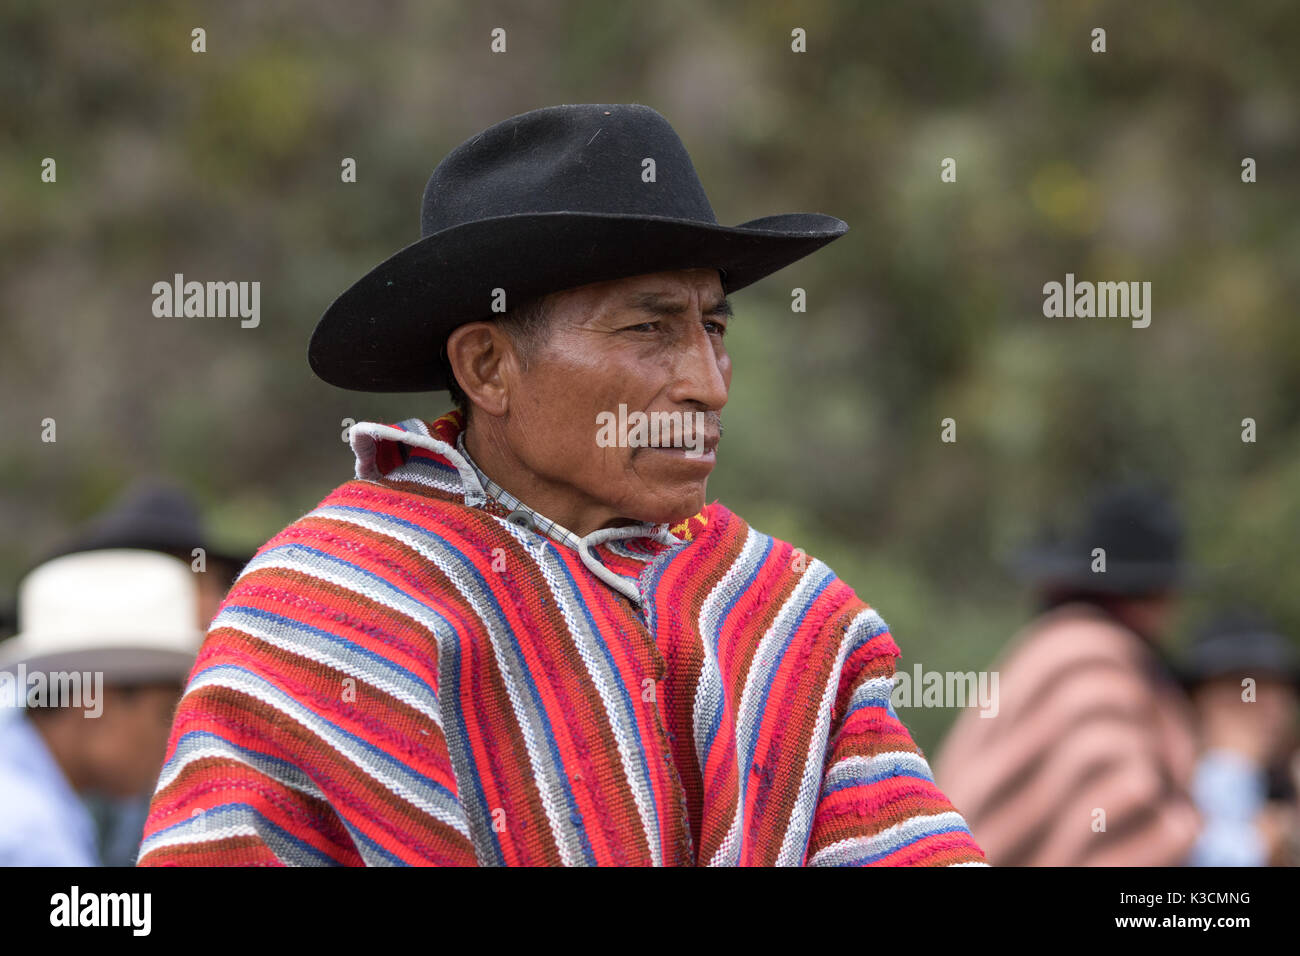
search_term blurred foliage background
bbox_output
[2,0,1298,751]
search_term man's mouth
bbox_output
[649,434,719,458]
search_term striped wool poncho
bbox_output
[137,410,987,867]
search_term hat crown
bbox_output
[1083,486,1183,565]
[1012,484,1191,594]
[13,549,202,658]
[47,480,206,560]
[420,104,718,236]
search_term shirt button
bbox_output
[506,509,535,531]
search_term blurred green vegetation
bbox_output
[2,0,1298,752]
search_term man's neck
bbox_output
[461,419,632,537]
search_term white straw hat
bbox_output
[0,549,204,682]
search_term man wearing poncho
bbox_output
[137,103,986,867]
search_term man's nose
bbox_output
[667,324,728,410]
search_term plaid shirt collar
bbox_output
[455,430,587,552]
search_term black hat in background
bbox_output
[42,480,250,576]
[1177,609,1300,690]
[1010,483,1194,596]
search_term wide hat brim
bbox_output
[309,210,848,393]
[0,641,198,686]
[1009,545,1197,594]
[44,524,251,573]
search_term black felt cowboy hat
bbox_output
[1009,484,1197,595]
[308,103,849,392]
[41,480,251,578]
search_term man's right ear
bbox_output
[445,322,512,418]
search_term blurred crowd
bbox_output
[933,486,1299,866]
[0,483,245,866]
[0,478,1296,866]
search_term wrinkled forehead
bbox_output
[548,267,727,317]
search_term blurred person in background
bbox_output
[0,604,14,645]
[37,479,248,865]
[1178,610,1300,866]
[0,549,203,865]
[933,484,1202,865]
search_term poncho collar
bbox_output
[347,409,711,606]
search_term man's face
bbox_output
[497,267,730,530]
[86,683,184,797]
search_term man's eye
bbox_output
[705,321,727,336]
[624,322,658,332]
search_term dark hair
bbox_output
[439,294,555,419]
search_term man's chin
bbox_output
[621,487,708,527]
